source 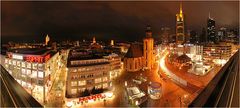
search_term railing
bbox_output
[189,50,239,107]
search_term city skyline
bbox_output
[1,1,239,107]
[1,1,239,43]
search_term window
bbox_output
[71,81,77,86]
[32,70,37,78]
[27,63,31,69]
[38,79,44,85]
[78,80,86,86]
[26,69,31,75]
[95,85,102,89]
[95,78,102,83]
[78,88,85,92]
[17,61,20,67]
[103,83,108,88]
[38,71,44,78]
[5,59,8,64]
[8,60,12,64]
[38,64,44,70]
[13,60,16,65]
[33,63,38,70]
[71,89,77,94]
[22,69,26,74]
[102,77,108,82]
[21,62,26,67]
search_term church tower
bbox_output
[143,25,154,70]
[92,36,96,44]
[176,3,185,44]
[45,34,50,45]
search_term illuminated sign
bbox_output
[79,94,106,102]
[7,52,51,63]
[12,54,23,60]
[25,54,51,63]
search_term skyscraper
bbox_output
[161,27,170,44]
[190,30,197,44]
[207,13,216,43]
[176,3,185,45]
[200,27,207,43]
[143,25,154,70]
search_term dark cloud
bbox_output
[1,1,239,43]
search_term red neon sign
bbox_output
[25,54,51,63]
[79,94,106,102]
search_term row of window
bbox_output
[71,83,108,94]
[5,59,44,70]
[71,72,108,80]
[6,64,44,78]
[71,59,107,66]
[71,77,108,87]
[70,66,108,73]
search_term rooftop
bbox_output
[125,44,143,58]
[8,48,52,55]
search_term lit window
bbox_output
[102,77,108,82]
[5,59,8,64]
[13,60,16,65]
[33,63,38,70]
[78,80,86,86]
[71,89,77,94]
[38,64,44,70]
[71,81,77,86]
[103,83,108,88]
[8,60,12,64]
[22,69,26,74]
[38,71,44,78]
[78,88,85,92]
[26,69,31,75]
[21,62,26,67]
[27,63,31,69]
[17,61,20,67]
[32,70,37,78]
[95,85,102,89]
[95,78,102,83]
[5,64,8,68]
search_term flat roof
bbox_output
[67,49,110,67]
[8,48,51,55]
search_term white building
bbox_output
[3,48,60,103]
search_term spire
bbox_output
[180,2,183,14]
[45,34,50,45]
[145,25,152,38]
[209,12,211,19]
[93,36,96,44]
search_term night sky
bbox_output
[1,1,239,43]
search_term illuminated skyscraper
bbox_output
[176,3,185,44]
[161,27,170,44]
[143,25,154,70]
[207,13,216,43]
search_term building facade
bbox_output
[124,26,155,72]
[176,3,185,44]
[207,13,216,43]
[3,48,60,103]
[66,49,121,98]
[123,44,144,72]
[143,26,154,70]
[203,44,231,61]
